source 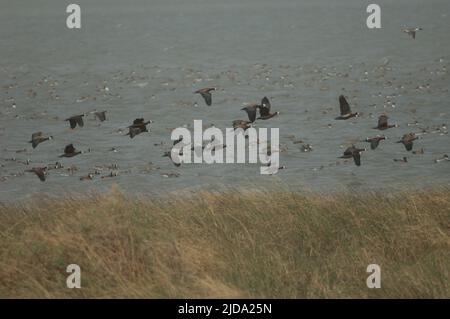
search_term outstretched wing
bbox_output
[259,96,271,117]
[241,105,257,123]
[404,141,414,151]
[96,111,106,122]
[378,115,388,128]
[370,139,380,150]
[200,92,212,106]
[352,152,361,166]
[129,127,141,138]
[133,118,144,125]
[76,115,84,127]
[35,169,46,182]
[31,132,42,140]
[64,144,75,154]
[339,95,351,115]
[68,118,77,129]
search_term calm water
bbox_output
[1,0,449,201]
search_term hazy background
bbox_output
[1,0,449,200]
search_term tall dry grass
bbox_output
[0,186,449,298]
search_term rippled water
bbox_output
[1,0,449,201]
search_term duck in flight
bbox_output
[194,87,216,106]
[29,132,52,149]
[339,145,366,166]
[397,133,418,151]
[26,167,47,181]
[257,96,279,120]
[403,27,422,39]
[365,136,386,150]
[127,118,151,138]
[374,114,397,130]
[65,114,85,129]
[59,144,82,158]
[92,110,107,122]
[335,95,358,120]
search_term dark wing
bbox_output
[370,139,380,150]
[75,115,84,127]
[378,115,388,128]
[31,132,42,140]
[68,118,77,129]
[352,151,361,166]
[339,95,351,115]
[96,111,106,121]
[404,141,414,151]
[64,144,75,154]
[129,127,141,138]
[35,169,46,182]
[259,97,271,117]
[200,92,212,106]
[241,105,257,123]
[133,118,144,125]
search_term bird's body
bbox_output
[365,136,386,150]
[335,95,358,120]
[65,114,85,129]
[340,145,366,166]
[60,144,82,158]
[397,133,418,151]
[194,87,216,106]
[29,132,52,148]
[127,118,150,138]
[394,157,408,163]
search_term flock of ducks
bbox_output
[22,81,449,181]
[4,25,447,183]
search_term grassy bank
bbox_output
[0,187,449,298]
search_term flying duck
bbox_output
[257,96,279,120]
[29,132,52,148]
[365,136,386,150]
[397,133,418,151]
[65,114,85,129]
[374,114,397,130]
[194,87,216,106]
[403,27,422,39]
[127,118,150,138]
[93,110,107,122]
[335,95,358,120]
[26,167,47,181]
[339,145,366,166]
[59,144,82,158]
